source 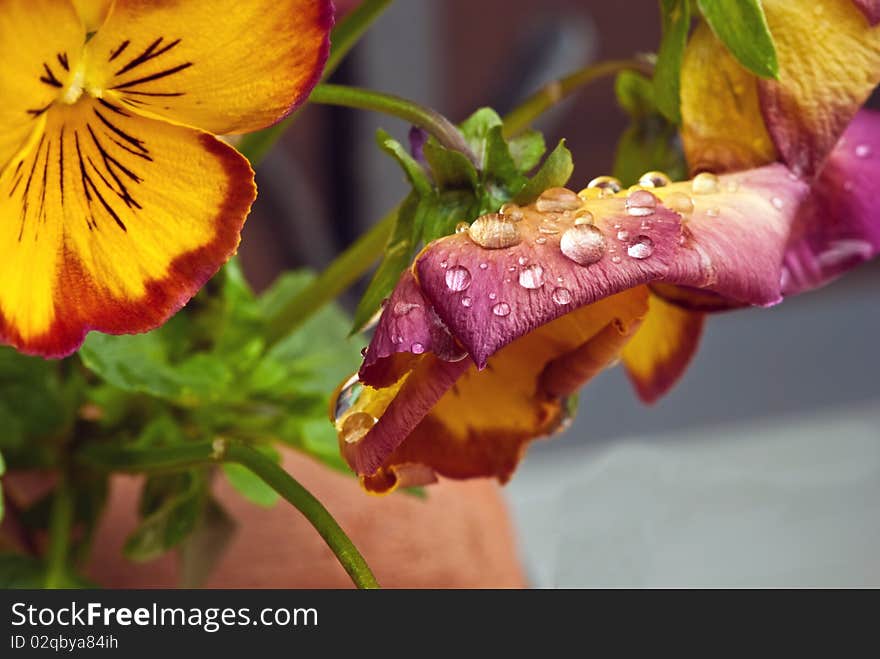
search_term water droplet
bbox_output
[499,202,524,220]
[586,175,623,194]
[626,189,657,216]
[393,301,420,316]
[445,265,472,292]
[468,213,521,249]
[536,236,547,245]
[611,255,622,264]
[640,221,652,231]
[855,144,872,158]
[488,292,497,300]
[333,373,363,421]
[518,264,545,289]
[771,196,784,210]
[479,262,488,270]
[392,334,403,345]
[627,235,654,259]
[440,260,448,269]
[517,255,528,266]
[638,171,671,188]
[664,191,694,215]
[538,221,560,235]
[535,187,582,213]
[552,287,572,305]
[455,221,470,233]
[706,207,720,217]
[692,172,720,194]
[411,342,425,354]
[340,412,377,444]
[507,265,516,272]
[617,229,630,241]
[461,296,473,308]
[556,276,564,284]
[492,302,511,317]
[560,225,606,266]
[573,210,594,225]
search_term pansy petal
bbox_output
[0,98,254,357]
[339,289,648,493]
[622,292,705,404]
[852,0,880,25]
[85,0,332,134]
[680,22,778,174]
[0,0,85,171]
[416,196,681,368]
[782,111,880,295]
[757,0,880,177]
[72,0,113,32]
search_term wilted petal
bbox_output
[782,111,880,295]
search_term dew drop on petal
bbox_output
[617,229,630,241]
[455,221,470,234]
[499,202,524,220]
[664,191,694,215]
[393,301,420,316]
[692,171,720,194]
[468,213,522,249]
[518,264,545,289]
[638,171,671,188]
[538,221,560,235]
[461,296,473,308]
[560,225,606,266]
[626,189,657,217]
[445,265,472,292]
[517,255,529,266]
[508,265,516,272]
[536,236,547,245]
[771,197,784,210]
[492,302,511,317]
[627,235,654,259]
[573,210,594,225]
[440,260,448,269]
[479,262,488,270]
[488,292,497,300]
[411,342,426,354]
[536,187,582,213]
[586,175,623,194]
[340,412,377,445]
[332,373,362,421]
[855,144,872,158]
[552,287,572,305]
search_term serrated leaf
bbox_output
[514,140,574,204]
[697,0,778,79]
[222,446,281,507]
[507,129,546,172]
[653,0,691,124]
[377,129,433,196]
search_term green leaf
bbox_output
[514,140,574,204]
[613,119,687,187]
[0,450,5,523]
[222,446,281,507]
[483,125,526,190]
[697,0,778,79]
[653,0,691,124]
[459,107,504,166]
[124,470,207,562]
[616,70,657,118]
[423,140,479,190]
[376,129,433,196]
[507,129,546,172]
[179,498,236,588]
[0,553,94,588]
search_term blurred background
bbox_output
[240,0,880,586]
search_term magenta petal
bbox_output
[782,111,880,296]
[853,0,880,25]
[416,203,681,367]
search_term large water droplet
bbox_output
[468,213,521,249]
[627,235,654,259]
[393,301,420,316]
[638,171,671,188]
[855,144,872,159]
[625,189,657,216]
[518,264,545,289]
[492,302,511,317]
[664,191,694,215]
[552,287,572,305]
[499,202,524,220]
[560,225,606,265]
[536,187,582,213]
[586,175,623,195]
[340,412,377,445]
[445,265,472,292]
[692,172,720,194]
[332,373,362,421]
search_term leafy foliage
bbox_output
[653,0,692,124]
[696,0,778,79]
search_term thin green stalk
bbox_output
[237,0,395,164]
[45,473,74,589]
[310,84,477,164]
[265,206,397,344]
[76,440,379,590]
[502,58,654,138]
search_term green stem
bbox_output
[77,441,379,590]
[45,473,74,589]
[265,206,397,345]
[502,58,654,138]
[237,0,395,164]
[310,84,477,164]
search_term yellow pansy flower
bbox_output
[0,0,332,356]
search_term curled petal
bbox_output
[782,111,880,295]
[852,0,880,24]
[86,0,332,134]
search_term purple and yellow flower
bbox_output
[333,0,880,493]
[0,0,331,357]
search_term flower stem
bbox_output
[502,58,654,138]
[45,473,74,589]
[264,205,398,345]
[309,84,478,165]
[76,441,380,590]
[237,0,395,165]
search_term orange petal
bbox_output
[71,0,113,32]
[0,97,254,357]
[622,291,705,404]
[85,0,332,134]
